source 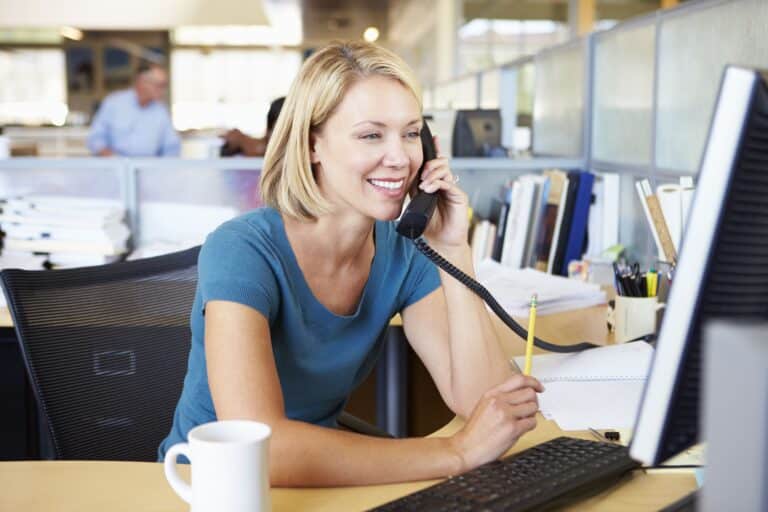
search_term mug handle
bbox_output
[164,443,192,504]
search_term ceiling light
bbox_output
[363,26,380,43]
[60,26,83,41]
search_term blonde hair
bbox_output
[260,41,422,221]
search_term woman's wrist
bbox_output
[443,435,469,475]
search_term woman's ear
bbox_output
[309,132,321,164]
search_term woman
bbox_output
[159,41,543,486]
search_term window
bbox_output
[0,49,67,126]
[170,48,301,135]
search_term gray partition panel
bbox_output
[656,0,768,173]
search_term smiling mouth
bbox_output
[367,178,405,191]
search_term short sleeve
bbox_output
[198,225,280,322]
[399,247,441,310]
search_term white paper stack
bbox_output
[0,195,130,268]
[512,342,654,431]
[476,259,606,316]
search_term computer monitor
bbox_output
[630,65,768,465]
[451,109,502,157]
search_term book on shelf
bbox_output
[489,197,509,262]
[585,173,619,258]
[561,171,595,276]
[522,175,550,269]
[550,172,580,275]
[537,169,568,272]
[471,219,495,268]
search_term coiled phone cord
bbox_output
[413,238,600,353]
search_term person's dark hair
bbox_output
[267,97,285,133]
[135,61,166,78]
[136,61,153,77]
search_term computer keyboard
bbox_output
[370,436,640,512]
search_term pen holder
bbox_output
[607,296,665,343]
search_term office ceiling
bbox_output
[299,0,667,45]
[0,0,270,29]
[300,0,389,46]
[463,0,667,22]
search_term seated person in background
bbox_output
[87,62,180,157]
[220,97,285,156]
[159,41,542,486]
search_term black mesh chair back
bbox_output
[0,246,200,461]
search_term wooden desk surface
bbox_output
[0,307,12,328]
[0,417,695,512]
[0,305,696,511]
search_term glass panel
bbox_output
[0,166,120,200]
[136,166,261,246]
[433,82,455,109]
[171,49,301,135]
[0,49,67,126]
[453,75,478,109]
[656,0,768,172]
[480,68,500,109]
[517,62,535,121]
[532,42,585,157]
[593,23,655,165]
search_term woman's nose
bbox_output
[381,137,410,168]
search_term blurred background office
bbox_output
[0,0,684,159]
[3,0,768,455]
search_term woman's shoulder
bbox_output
[202,207,283,257]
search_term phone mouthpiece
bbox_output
[396,211,429,239]
[396,192,438,239]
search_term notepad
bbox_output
[477,260,606,317]
[512,342,654,431]
[512,341,653,382]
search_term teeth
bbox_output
[369,179,404,190]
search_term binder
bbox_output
[551,172,580,276]
[561,172,594,275]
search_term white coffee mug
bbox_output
[164,420,271,512]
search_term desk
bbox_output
[0,416,696,511]
[0,306,697,511]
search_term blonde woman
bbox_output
[159,41,543,486]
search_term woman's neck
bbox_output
[282,211,375,273]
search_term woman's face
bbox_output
[310,75,423,221]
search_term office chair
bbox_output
[1,247,200,461]
[1,246,390,461]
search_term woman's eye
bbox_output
[361,133,381,140]
[406,131,420,139]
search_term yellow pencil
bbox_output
[523,294,537,376]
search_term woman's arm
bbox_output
[401,137,514,418]
[401,253,513,419]
[205,300,538,486]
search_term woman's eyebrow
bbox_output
[352,119,422,127]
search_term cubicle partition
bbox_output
[0,157,264,252]
[417,0,768,264]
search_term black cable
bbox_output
[635,465,703,470]
[414,238,600,353]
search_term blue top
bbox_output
[87,89,181,157]
[158,207,441,459]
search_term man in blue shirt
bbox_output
[87,63,180,157]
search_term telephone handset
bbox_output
[396,122,439,240]
[395,121,598,354]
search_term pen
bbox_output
[523,294,537,376]
[588,427,604,442]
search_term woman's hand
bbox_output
[448,374,544,473]
[418,137,470,249]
